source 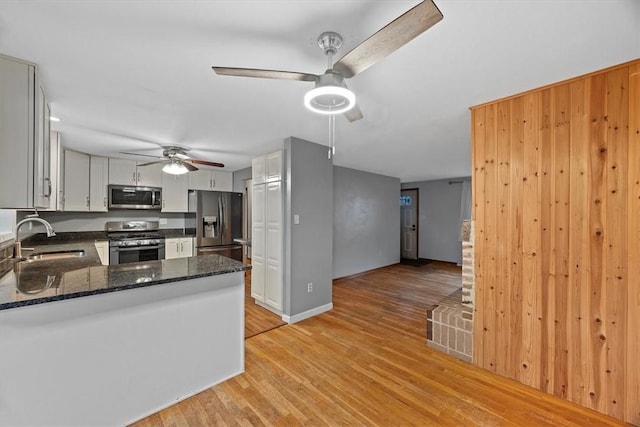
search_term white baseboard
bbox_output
[282,302,333,324]
[255,299,282,315]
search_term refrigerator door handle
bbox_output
[217,196,224,237]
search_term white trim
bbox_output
[255,299,282,316]
[282,302,333,324]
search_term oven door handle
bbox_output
[113,245,164,252]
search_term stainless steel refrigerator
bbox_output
[188,190,243,261]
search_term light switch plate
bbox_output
[293,214,300,225]
[159,218,167,225]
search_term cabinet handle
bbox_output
[180,242,184,252]
[212,179,216,188]
[133,172,136,183]
[137,172,141,182]
[45,178,52,197]
[176,242,180,252]
[163,199,166,208]
[86,196,90,208]
[209,179,212,188]
[103,197,107,207]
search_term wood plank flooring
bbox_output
[132,262,624,426]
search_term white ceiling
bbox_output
[1,1,638,182]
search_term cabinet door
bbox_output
[251,183,266,301]
[136,162,162,187]
[94,240,109,265]
[108,159,137,185]
[212,171,233,192]
[63,150,90,211]
[161,173,188,212]
[180,238,193,257]
[252,156,266,185]
[265,150,283,183]
[89,156,109,212]
[34,83,52,208]
[264,181,283,310]
[165,238,181,259]
[187,169,212,190]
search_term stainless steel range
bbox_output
[106,221,165,265]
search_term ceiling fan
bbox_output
[123,145,224,175]
[212,0,443,122]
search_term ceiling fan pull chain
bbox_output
[328,114,336,160]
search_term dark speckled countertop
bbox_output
[0,230,249,310]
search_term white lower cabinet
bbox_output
[165,237,193,259]
[251,179,283,311]
[94,240,109,265]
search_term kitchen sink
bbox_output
[23,250,86,262]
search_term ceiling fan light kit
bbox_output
[304,72,356,115]
[162,159,189,175]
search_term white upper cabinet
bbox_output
[187,169,232,192]
[136,162,162,187]
[0,54,53,209]
[251,156,266,185]
[108,159,162,187]
[62,150,90,211]
[89,156,109,212]
[162,173,188,212]
[108,159,137,185]
[252,150,283,186]
[265,150,283,182]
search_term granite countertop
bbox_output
[0,231,248,310]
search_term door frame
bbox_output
[400,187,419,260]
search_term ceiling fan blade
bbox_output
[118,151,162,159]
[333,0,443,79]
[182,161,198,172]
[343,104,364,122]
[212,67,318,82]
[136,160,165,167]
[186,159,225,168]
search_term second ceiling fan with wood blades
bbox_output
[130,146,224,175]
[212,0,443,122]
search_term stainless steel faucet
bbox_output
[14,214,56,258]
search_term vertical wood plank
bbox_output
[539,88,555,393]
[495,100,512,378]
[551,83,571,400]
[568,77,590,406]
[483,103,498,372]
[624,63,639,424]
[509,97,524,382]
[520,92,542,388]
[587,72,608,413]
[603,65,628,421]
[472,107,486,367]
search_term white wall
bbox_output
[333,166,400,278]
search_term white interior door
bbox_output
[401,189,418,260]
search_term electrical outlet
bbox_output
[307,282,313,293]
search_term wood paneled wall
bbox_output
[470,59,639,424]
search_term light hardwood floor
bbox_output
[244,270,286,338]
[132,262,624,426]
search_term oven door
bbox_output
[109,243,166,265]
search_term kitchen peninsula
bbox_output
[0,235,250,426]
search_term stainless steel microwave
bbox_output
[108,185,162,210]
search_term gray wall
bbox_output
[333,166,400,278]
[401,177,470,264]
[232,167,252,193]
[283,137,333,318]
